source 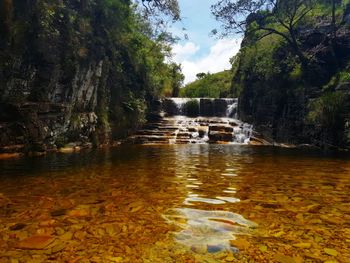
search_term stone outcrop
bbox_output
[0,51,111,154]
[0,1,156,154]
[236,8,350,150]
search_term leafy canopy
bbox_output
[180,71,233,98]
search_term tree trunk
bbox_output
[332,0,337,40]
[0,0,13,42]
[289,30,308,68]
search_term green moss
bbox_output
[323,69,350,91]
[339,71,350,82]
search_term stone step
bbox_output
[208,131,234,142]
[157,126,179,130]
[209,125,234,133]
[126,112,251,145]
[176,132,192,138]
[175,140,192,144]
[135,130,176,136]
[141,141,171,145]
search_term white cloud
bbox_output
[172,38,242,84]
[172,42,200,62]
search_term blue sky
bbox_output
[169,0,242,84]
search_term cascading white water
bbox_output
[167,98,201,115]
[226,100,238,118]
[164,97,238,118]
[160,98,253,145]
[128,98,253,145]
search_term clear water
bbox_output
[0,145,349,262]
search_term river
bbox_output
[0,145,349,262]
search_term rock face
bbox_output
[0,1,157,153]
[235,8,350,149]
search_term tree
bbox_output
[196,73,207,79]
[170,63,184,97]
[211,0,318,66]
[140,0,180,21]
[327,0,349,40]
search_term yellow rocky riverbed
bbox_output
[0,145,349,262]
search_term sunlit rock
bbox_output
[15,235,55,250]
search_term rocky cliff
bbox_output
[0,0,174,154]
[234,5,350,150]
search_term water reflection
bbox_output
[163,208,257,253]
[161,144,255,254]
[0,145,349,262]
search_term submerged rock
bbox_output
[9,223,26,231]
[15,235,55,250]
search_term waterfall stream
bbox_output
[128,98,253,145]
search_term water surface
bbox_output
[0,145,349,262]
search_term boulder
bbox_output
[209,131,233,142]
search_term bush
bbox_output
[307,91,347,129]
[180,70,233,98]
[184,99,200,116]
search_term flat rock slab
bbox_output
[15,235,55,250]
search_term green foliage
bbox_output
[230,31,300,102]
[339,71,350,82]
[196,73,207,79]
[122,92,147,122]
[180,70,233,98]
[211,0,350,148]
[239,34,286,81]
[0,0,184,141]
[323,69,350,91]
[307,91,347,129]
[184,99,200,116]
[289,64,303,81]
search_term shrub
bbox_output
[307,91,347,129]
[184,99,200,116]
[180,70,233,98]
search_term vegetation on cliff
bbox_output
[1,0,350,151]
[212,0,350,149]
[0,0,184,152]
[179,70,233,98]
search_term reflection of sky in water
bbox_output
[1,144,349,261]
[163,208,257,252]
[166,145,256,252]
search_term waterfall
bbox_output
[127,98,253,145]
[163,98,239,117]
[226,100,238,118]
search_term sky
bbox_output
[169,0,242,84]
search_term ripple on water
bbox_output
[221,173,237,177]
[216,196,240,203]
[163,208,257,252]
[184,197,226,205]
[185,184,200,188]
